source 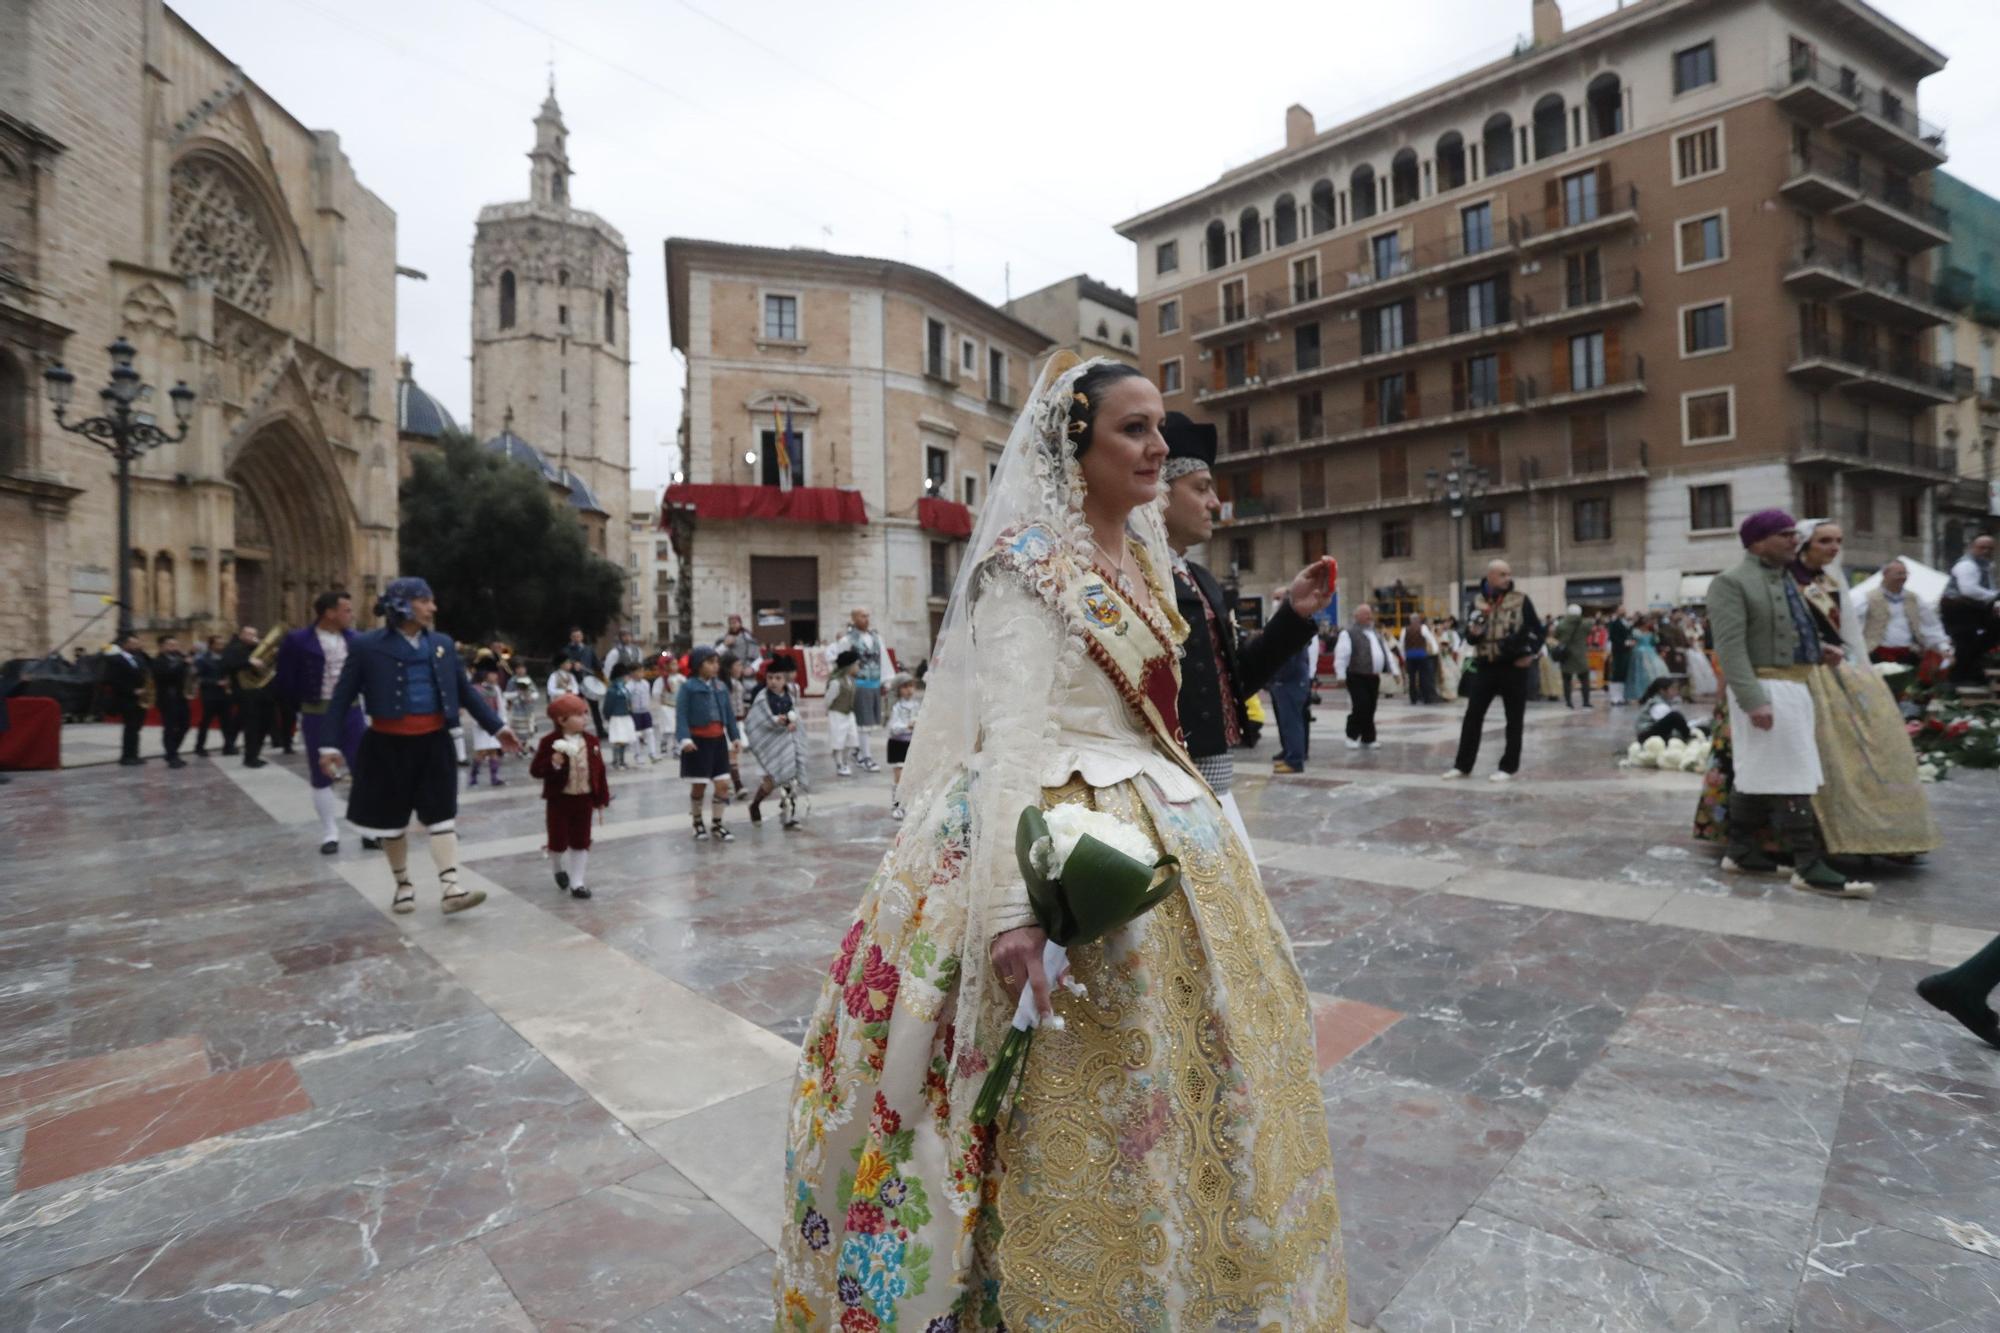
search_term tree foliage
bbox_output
[398,430,624,650]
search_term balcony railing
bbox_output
[1773,56,1947,160]
[1518,183,1639,245]
[1783,249,1951,318]
[1315,221,1522,307]
[1793,420,1955,474]
[1945,476,1991,512]
[1785,149,1950,237]
[1792,329,1961,398]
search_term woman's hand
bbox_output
[991,925,1052,1022]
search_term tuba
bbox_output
[240,624,285,691]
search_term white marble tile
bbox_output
[1452,869,1675,922]
[640,1077,792,1249]
[1650,893,1932,961]
[1259,840,1464,891]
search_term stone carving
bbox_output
[120,283,178,338]
[170,157,278,317]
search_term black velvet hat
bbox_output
[1160,412,1217,482]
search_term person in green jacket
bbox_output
[1551,604,1593,708]
[1706,507,1865,897]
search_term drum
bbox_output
[581,675,608,702]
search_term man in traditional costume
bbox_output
[1156,412,1324,846]
[1945,533,1997,685]
[1707,510,1866,897]
[323,578,518,914]
[1853,559,1948,665]
[833,607,888,773]
[1444,559,1544,781]
[1333,604,1397,749]
[275,590,369,855]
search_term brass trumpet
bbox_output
[238,623,285,691]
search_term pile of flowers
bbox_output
[1620,733,1713,773]
[1906,696,2000,782]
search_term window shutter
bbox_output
[1498,349,1515,402]
[1402,297,1418,342]
[1363,377,1378,428]
[1544,178,1560,231]
[1605,327,1624,381]
[1553,339,1571,394]
[1246,340,1259,378]
[1595,162,1613,210]
[1448,285,1466,332]
[1450,359,1467,412]
[1404,368,1420,420]
[1211,353,1225,392]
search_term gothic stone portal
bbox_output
[226,420,354,632]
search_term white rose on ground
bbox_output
[1917,763,1939,783]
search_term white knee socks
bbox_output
[428,827,460,894]
[383,834,412,888]
[564,848,589,890]
[311,786,340,844]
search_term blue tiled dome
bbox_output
[394,358,459,439]
[482,428,563,484]
[561,466,607,515]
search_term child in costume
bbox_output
[629,664,657,764]
[824,648,860,776]
[885,673,921,820]
[1636,675,1695,744]
[529,693,609,899]
[675,645,741,841]
[603,660,638,768]
[651,656,679,743]
[467,668,506,787]
[745,657,808,829]
[721,653,749,799]
[505,663,541,755]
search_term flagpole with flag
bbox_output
[773,403,794,492]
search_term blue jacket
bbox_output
[274,625,356,708]
[325,626,506,735]
[673,676,739,744]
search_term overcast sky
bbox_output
[174,0,2000,494]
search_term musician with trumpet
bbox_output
[221,623,282,769]
[104,633,150,767]
[149,634,196,769]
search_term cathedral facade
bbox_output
[0,0,400,661]
[470,90,631,576]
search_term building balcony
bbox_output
[1773,56,1947,170]
[1780,147,1864,211]
[1523,357,1647,412]
[1215,437,1650,530]
[1942,476,1991,514]
[1781,150,1950,249]
[1517,183,1639,252]
[1332,380,1531,445]
[1515,267,1645,332]
[1312,224,1521,312]
[1780,251,1952,326]
[1791,421,1956,479]
[1788,332,1963,406]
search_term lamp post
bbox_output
[44,338,196,641]
[1425,447,1490,620]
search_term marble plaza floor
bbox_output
[1,691,1997,1331]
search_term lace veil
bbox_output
[894,352,1174,1062]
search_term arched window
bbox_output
[1238,206,1262,260]
[1587,73,1624,140]
[1349,164,1377,221]
[604,287,616,342]
[1390,149,1420,208]
[129,549,151,620]
[1483,113,1515,175]
[1435,132,1466,191]
[1309,180,1336,234]
[0,348,26,474]
[498,270,516,329]
[557,268,570,287]
[1205,220,1228,270]
[1273,193,1298,246]
[1532,93,1567,159]
[153,551,176,622]
[1096,319,1109,338]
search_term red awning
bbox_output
[917,497,974,538]
[663,484,868,526]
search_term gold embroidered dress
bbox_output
[775,523,1346,1332]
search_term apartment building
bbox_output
[1934,171,2000,556]
[1117,0,1960,618]
[1002,273,1141,375]
[663,240,1051,661]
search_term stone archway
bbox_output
[226,417,354,631]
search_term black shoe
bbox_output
[166,756,187,769]
[279,747,295,755]
[711,819,734,842]
[243,757,267,769]
[555,869,571,890]
[193,748,208,757]
[320,840,338,855]
[1916,974,2000,1051]
[221,746,238,756]
[119,756,143,766]
[693,820,709,841]
[569,884,592,899]
[748,798,764,825]
[361,837,383,851]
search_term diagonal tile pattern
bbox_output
[2,694,1997,1328]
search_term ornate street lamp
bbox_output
[45,338,196,640]
[1425,447,1490,620]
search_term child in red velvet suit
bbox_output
[529,693,610,899]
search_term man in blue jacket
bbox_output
[276,590,370,855]
[323,577,519,914]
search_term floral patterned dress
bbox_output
[776,529,1345,1331]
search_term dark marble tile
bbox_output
[480,1165,766,1328]
[1375,1207,1790,1332]
[1856,998,2000,1092]
[1460,910,1697,1010]
[247,1242,537,1332]
[1611,995,1862,1084]
[1793,1210,2000,1332]
[1822,1062,2000,1257]
[1320,1064,1539,1326]
[1346,983,1625,1112]
[1652,935,1881,1025]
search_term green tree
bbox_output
[398,430,624,651]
